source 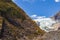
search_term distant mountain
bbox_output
[52,11,60,22]
[34,12,60,40]
[40,12,60,40]
[34,11,60,32]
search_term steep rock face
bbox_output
[52,11,60,22]
[0,0,45,40]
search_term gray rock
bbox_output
[42,30,60,40]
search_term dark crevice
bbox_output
[5,17,24,29]
[0,10,24,29]
[0,19,5,38]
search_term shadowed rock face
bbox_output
[0,0,45,40]
[53,11,60,22]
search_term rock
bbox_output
[41,30,60,40]
[0,0,45,40]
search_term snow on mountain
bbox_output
[31,15,60,32]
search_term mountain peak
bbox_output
[55,11,60,16]
[54,11,60,22]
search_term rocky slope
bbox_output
[1,0,60,40]
[0,0,45,40]
[40,12,60,40]
[41,30,60,40]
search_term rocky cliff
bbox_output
[0,0,45,40]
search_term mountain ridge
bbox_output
[0,0,45,40]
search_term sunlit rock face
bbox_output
[34,18,57,32]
